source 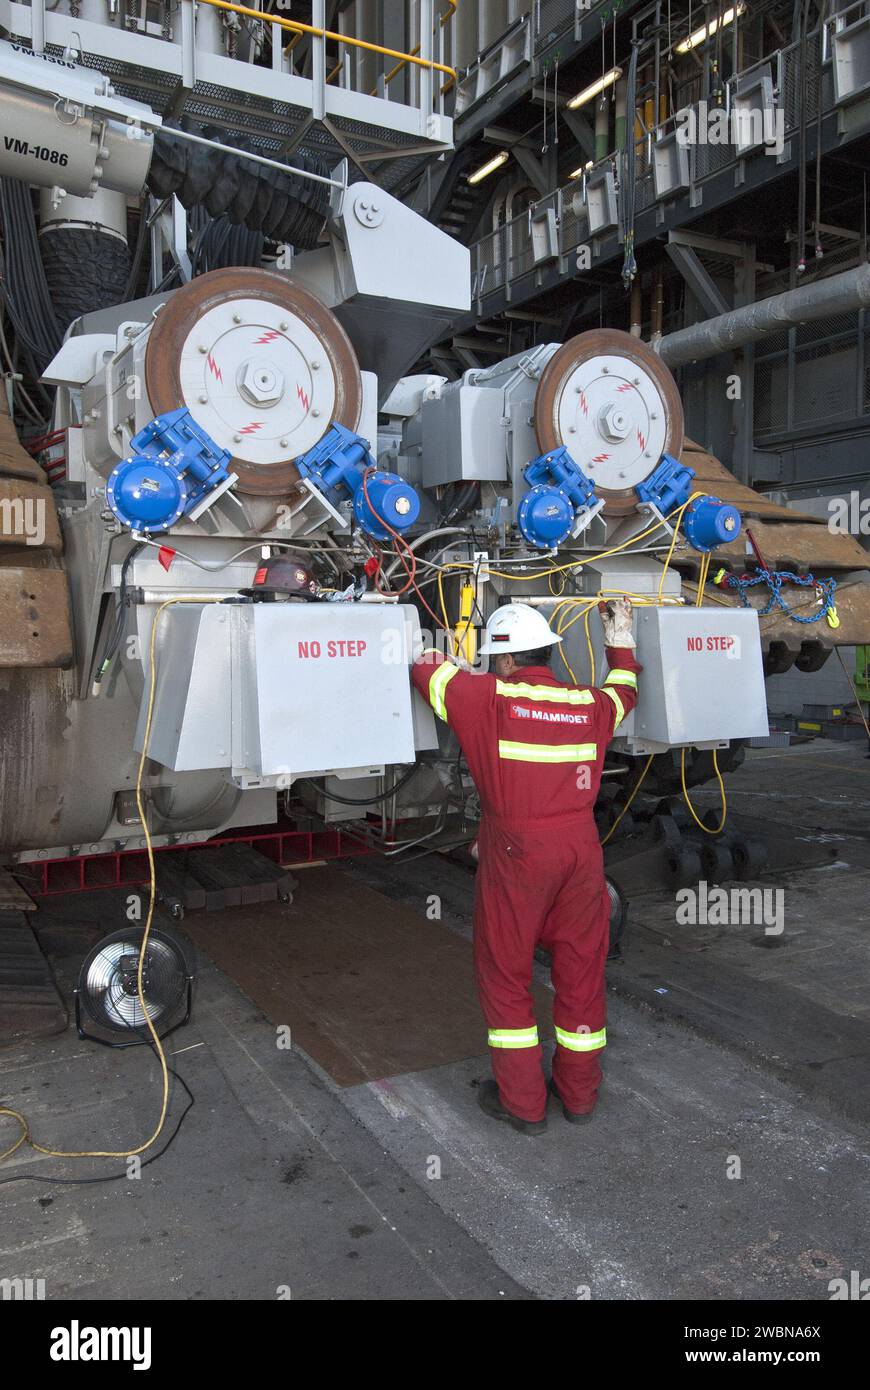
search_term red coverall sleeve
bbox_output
[592,644,642,739]
[411,651,494,742]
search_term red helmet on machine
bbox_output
[242,554,320,601]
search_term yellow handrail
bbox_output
[193,0,456,79]
[370,0,457,95]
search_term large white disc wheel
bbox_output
[144,267,363,497]
[534,328,684,516]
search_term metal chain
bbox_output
[723,569,838,625]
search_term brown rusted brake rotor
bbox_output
[144,267,362,497]
[534,328,684,516]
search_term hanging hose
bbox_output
[796,0,813,274]
[147,120,330,249]
[620,41,641,289]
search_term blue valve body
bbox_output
[682,495,742,552]
[295,422,420,541]
[635,453,695,514]
[518,446,599,550]
[518,486,575,549]
[107,407,233,534]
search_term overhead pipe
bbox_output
[658,263,870,367]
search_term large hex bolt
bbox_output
[238,358,285,408]
[598,403,631,442]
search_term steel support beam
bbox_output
[665,240,730,318]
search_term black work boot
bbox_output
[548,1078,596,1125]
[477,1080,547,1136]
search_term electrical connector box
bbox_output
[137,602,438,783]
[631,606,769,746]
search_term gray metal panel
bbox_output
[420,385,507,486]
[140,602,436,780]
[633,607,769,745]
[234,603,421,779]
[653,129,691,201]
[136,605,232,770]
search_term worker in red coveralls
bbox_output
[411,599,641,1136]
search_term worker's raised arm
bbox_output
[594,599,642,735]
[411,647,493,739]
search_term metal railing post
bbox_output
[311,0,327,118]
[419,0,434,118]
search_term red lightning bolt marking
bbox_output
[297,384,310,412]
[253,329,281,345]
[206,352,222,383]
[578,390,588,417]
[591,453,610,464]
[617,382,633,392]
[637,430,646,450]
[238,423,264,435]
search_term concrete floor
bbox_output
[1,740,869,1300]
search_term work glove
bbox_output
[597,597,636,649]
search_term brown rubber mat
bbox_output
[186,867,553,1087]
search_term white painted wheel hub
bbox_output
[557,353,670,490]
[177,298,337,464]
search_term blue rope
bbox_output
[723,569,837,625]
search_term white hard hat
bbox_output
[478,602,563,655]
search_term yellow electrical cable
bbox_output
[437,492,711,588]
[656,495,698,600]
[680,746,727,834]
[601,753,655,845]
[0,596,221,1167]
[695,552,711,607]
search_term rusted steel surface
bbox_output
[144,267,363,497]
[713,520,870,573]
[0,568,73,667]
[0,400,46,484]
[681,439,821,522]
[685,573,870,647]
[535,328,684,517]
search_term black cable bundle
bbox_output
[39,226,131,331]
[188,205,264,276]
[147,119,330,250]
[0,178,64,372]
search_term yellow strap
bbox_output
[428,661,460,721]
[488,1027,539,1049]
[554,1025,607,1052]
[496,681,594,706]
[604,668,638,690]
[602,685,626,730]
[498,740,598,764]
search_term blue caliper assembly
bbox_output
[107,407,235,534]
[294,422,420,541]
[633,452,741,551]
[517,446,604,550]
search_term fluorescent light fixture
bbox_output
[468,150,510,185]
[568,161,595,179]
[675,4,745,54]
[567,67,622,110]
